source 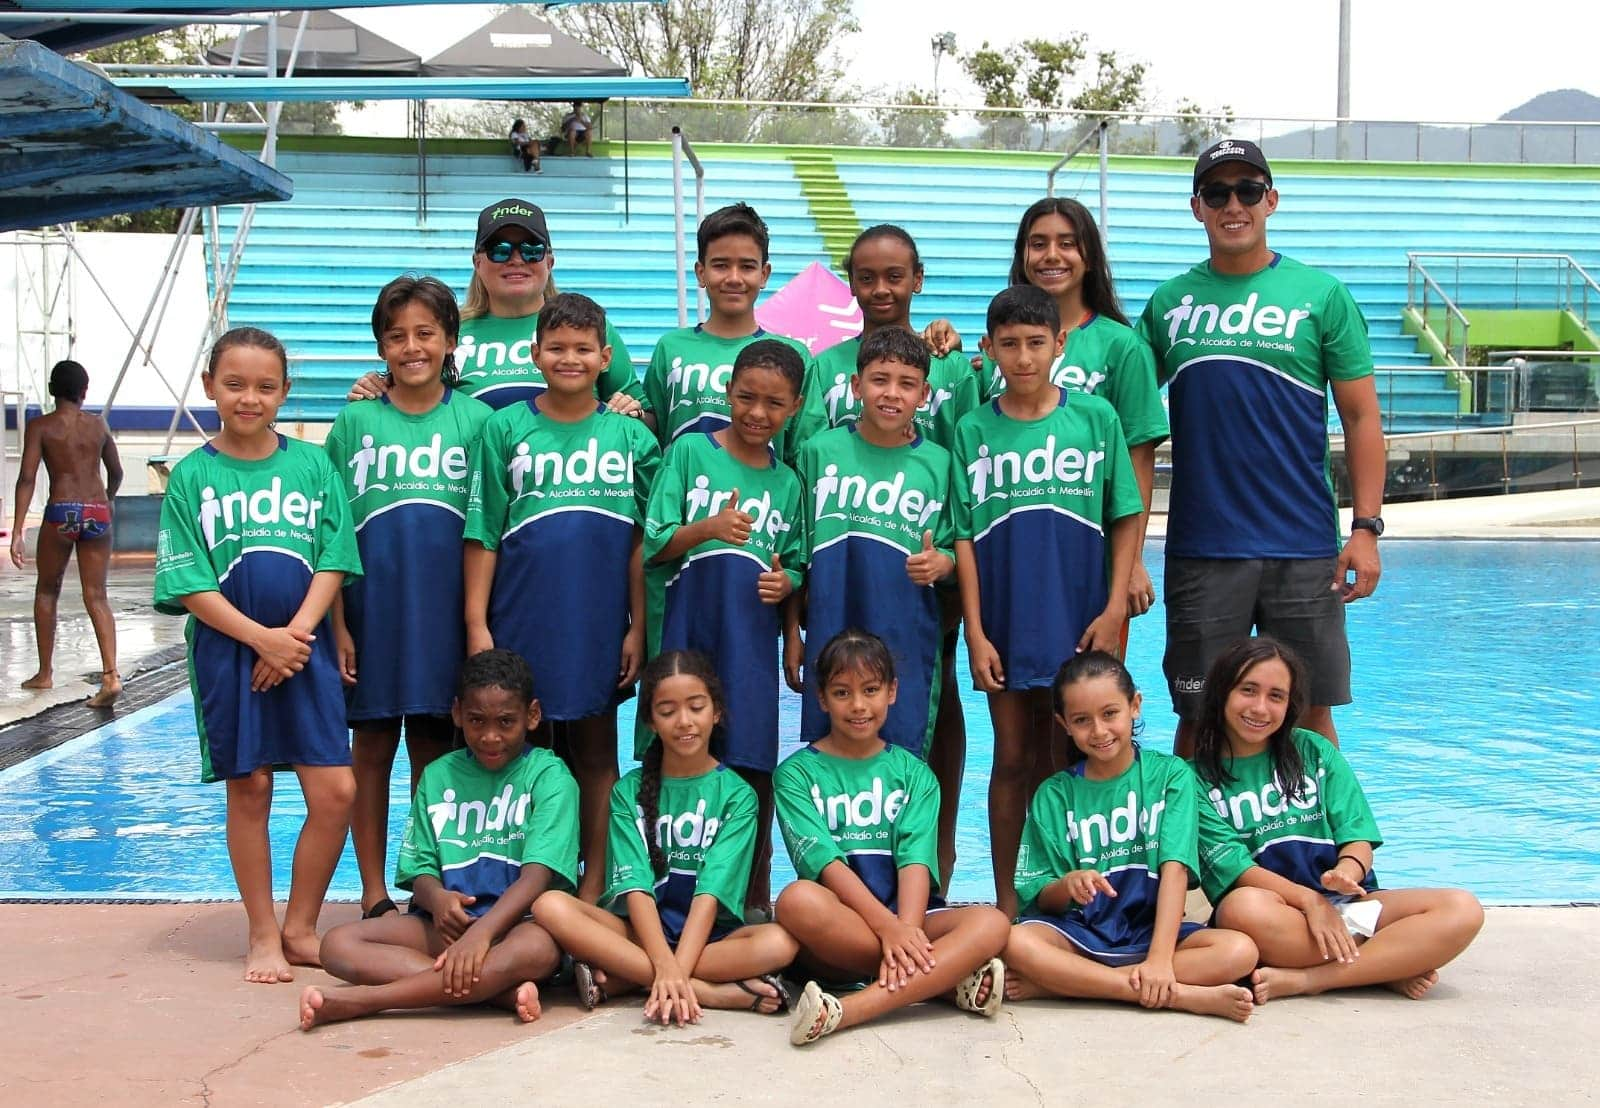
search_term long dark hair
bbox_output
[1191,637,1310,801]
[1008,197,1128,326]
[1052,650,1143,766]
[371,274,461,387]
[637,650,725,879]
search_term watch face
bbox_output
[1354,517,1384,536]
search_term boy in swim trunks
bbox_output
[9,359,123,707]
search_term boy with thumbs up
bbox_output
[643,339,808,915]
[792,325,956,775]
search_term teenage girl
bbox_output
[774,629,1010,1047]
[984,198,1168,624]
[533,651,799,1022]
[1191,637,1485,1003]
[1002,651,1257,1022]
[326,275,493,919]
[643,339,808,916]
[152,327,361,984]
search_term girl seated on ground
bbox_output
[301,650,576,1028]
[1191,637,1484,1003]
[533,651,799,1024]
[1002,651,1257,1022]
[774,629,1011,1047]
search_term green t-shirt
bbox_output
[604,763,756,934]
[395,746,580,916]
[790,337,980,454]
[773,743,941,908]
[640,326,811,455]
[453,311,638,409]
[1193,728,1383,904]
[1016,747,1199,916]
[1135,253,1373,559]
[979,313,1169,449]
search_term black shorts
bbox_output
[1162,555,1351,719]
[350,713,454,740]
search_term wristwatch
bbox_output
[1350,516,1384,537]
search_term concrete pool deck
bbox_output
[2,488,1597,1103]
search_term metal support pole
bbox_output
[1097,121,1110,241]
[1336,0,1351,160]
[623,98,631,224]
[672,128,687,326]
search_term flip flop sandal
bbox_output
[574,961,607,1011]
[954,956,1006,1017]
[734,974,792,1015]
[790,981,842,1046]
[361,898,399,920]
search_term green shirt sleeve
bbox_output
[776,466,808,584]
[1101,330,1170,449]
[394,768,443,891]
[892,756,942,892]
[949,425,976,541]
[774,757,846,881]
[600,320,641,402]
[695,776,758,924]
[642,441,688,565]
[1321,283,1374,383]
[787,360,830,464]
[934,357,981,447]
[1308,731,1383,850]
[522,751,581,892]
[1194,775,1254,904]
[1015,776,1073,915]
[603,772,655,908]
[642,338,669,438]
[313,457,363,578]
[628,419,662,524]
[1099,410,1145,523]
[463,418,509,551]
[324,413,347,474]
[152,472,219,614]
[1156,757,1201,886]
[1134,300,1174,387]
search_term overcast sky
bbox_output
[347,0,1596,123]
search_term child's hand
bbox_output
[1129,957,1176,1009]
[346,371,389,402]
[644,957,700,1026]
[967,634,1005,692]
[874,919,936,991]
[921,319,962,356]
[905,530,954,586]
[1059,869,1117,906]
[1299,895,1360,965]
[757,554,793,605]
[604,392,645,419]
[335,624,358,686]
[618,624,644,688]
[1076,606,1126,655]
[1127,560,1156,619]
[253,626,314,679]
[705,489,754,545]
[9,532,25,568]
[782,630,805,693]
[433,891,477,943]
[466,624,494,656]
[434,925,492,998]
[1320,865,1366,899]
[250,658,292,693]
[969,352,985,374]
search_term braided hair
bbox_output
[636,650,725,879]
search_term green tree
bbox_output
[961,35,1149,150]
[872,87,951,148]
[1175,99,1237,155]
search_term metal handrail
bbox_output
[1,390,24,527]
[1378,416,1600,443]
[1407,251,1600,336]
[1045,121,1109,237]
[1406,255,1471,367]
[671,126,706,327]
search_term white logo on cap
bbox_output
[1210,141,1247,161]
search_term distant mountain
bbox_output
[1500,89,1600,122]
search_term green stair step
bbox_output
[784,151,862,271]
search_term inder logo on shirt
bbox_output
[811,462,942,540]
[1067,790,1167,862]
[1162,292,1313,355]
[427,784,531,846]
[346,433,470,497]
[197,479,325,551]
[1206,768,1326,831]
[682,477,792,541]
[666,357,735,410]
[809,778,906,834]
[455,333,535,383]
[965,435,1106,505]
[637,800,724,854]
[506,437,636,501]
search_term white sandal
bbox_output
[954,957,1006,1017]
[789,980,843,1046]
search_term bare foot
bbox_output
[1004,970,1048,1002]
[695,978,783,1014]
[86,670,121,709]
[281,929,322,969]
[21,672,52,690]
[1250,966,1310,1004]
[513,981,542,1022]
[298,985,365,1028]
[246,932,294,984]
[298,986,326,1030]
[1385,970,1439,1000]
[1170,982,1254,1022]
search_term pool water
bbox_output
[2,540,1596,906]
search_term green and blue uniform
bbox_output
[153,435,362,782]
[325,391,492,721]
[453,312,638,410]
[640,327,811,455]
[464,402,660,720]
[791,337,979,453]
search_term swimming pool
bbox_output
[2,539,1595,906]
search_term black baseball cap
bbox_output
[475,199,551,251]
[1193,139,1272,193]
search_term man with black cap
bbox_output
[1136,139,1385,753]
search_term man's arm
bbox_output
[9,422,42,565]
[100,420,124,499]
[1330,376,1385,601]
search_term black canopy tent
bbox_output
[422,7,627,78]
[204,9,418,76]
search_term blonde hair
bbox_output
[462,266,558,322]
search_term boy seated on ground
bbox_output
[300,649,578,1028]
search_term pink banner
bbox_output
[754,261,862,355]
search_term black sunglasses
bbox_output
[1197,180,1271,209]
[483,239,548,264]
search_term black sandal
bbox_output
[362,897,399,920]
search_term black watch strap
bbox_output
[1350,516,1384,536]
